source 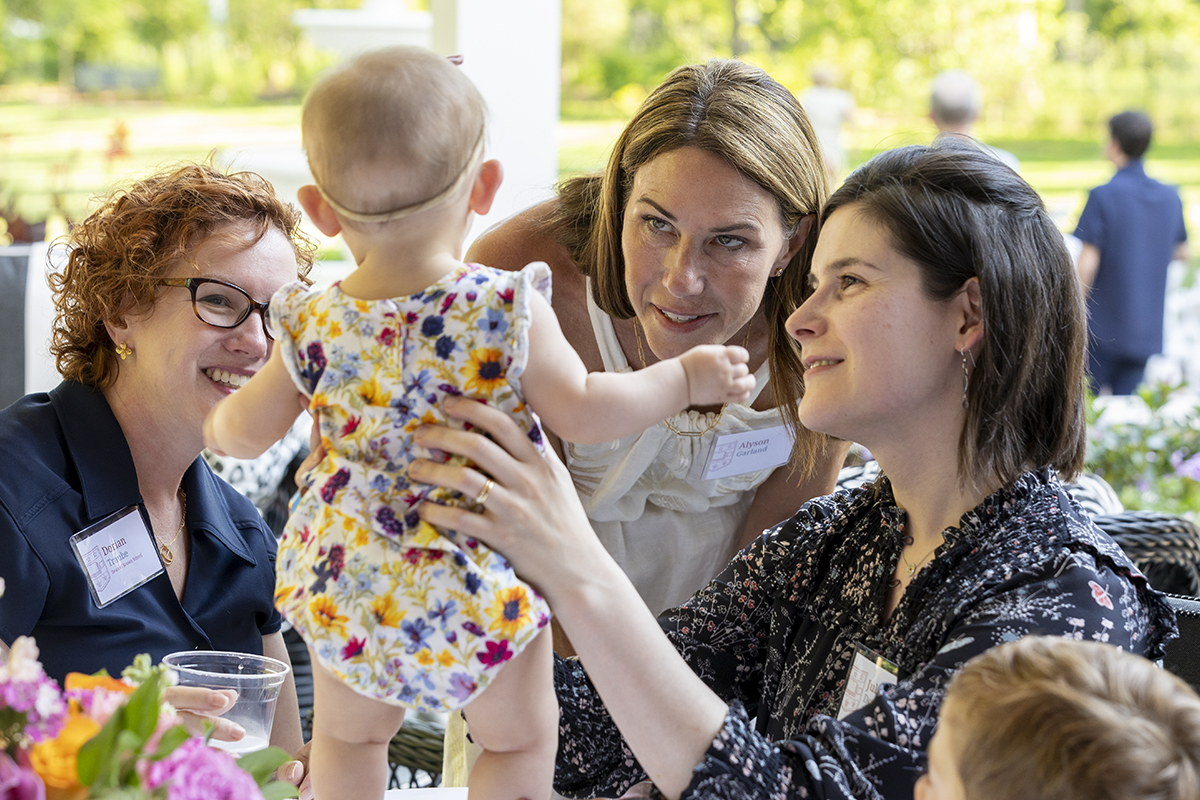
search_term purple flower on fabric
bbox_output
[300,341,327,387]
[464,572,482,595]
[143,737,265,800]
[462,621,485,638]
[376,506,404,538]
[435,335,457,360]
[320,468,350,503]
[421,315,444,337]
[428,599,457,629]
[401,618,435,654]
[527,421,543,446]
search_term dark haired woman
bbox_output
[412,137,1175,799]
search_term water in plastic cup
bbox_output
[162,650,289,754]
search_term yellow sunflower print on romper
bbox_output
[271,263,552,713]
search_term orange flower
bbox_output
[63,673,135,695]
[29,711,100,790]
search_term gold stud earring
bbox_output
[115,342,132,360]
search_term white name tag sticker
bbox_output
[69,505,165,608]
[838,643,900,720]
[702,424,795,480]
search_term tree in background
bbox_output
[561,0,1200,142]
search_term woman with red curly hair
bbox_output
[0,163,313,761]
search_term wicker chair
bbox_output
[1092,511,1200,598]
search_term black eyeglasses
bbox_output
[157,278,276,341]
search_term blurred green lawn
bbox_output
[2,101,1198,265]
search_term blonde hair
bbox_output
[946,636,1200,800]
[301,45,485,220]
[50,163,315,389]
[554,59,829,472]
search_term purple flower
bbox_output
[0,637,67,742]
[376,506,404,538]
[320,468,351,503]
[1176,452,1200,483]
[0,751,44,800]
[447,672,477,704]
[401,618,435,654]
[421,315,444,337]
[435,335,457,360]
[143,737,265,800]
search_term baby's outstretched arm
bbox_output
[520,293,754,445]
[204,344,308,459]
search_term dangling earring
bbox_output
[115,342,132,361]
[960,349,975,410]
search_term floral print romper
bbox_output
[272,263,552,713]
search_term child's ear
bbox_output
[297,185,343,237]
[468,160,504,216]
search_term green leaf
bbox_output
[78,708,124,786]
[122,672,163,742]
[236,746,293,785]
[149,725,191,760]
[261,780,302,800]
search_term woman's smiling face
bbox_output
[786,204,967,450]
[621,146,802,360]
[114,221,298,449]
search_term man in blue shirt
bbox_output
[1075,111,1189,395]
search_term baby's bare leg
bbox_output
[309,652,407,800]
[463,628,558,800]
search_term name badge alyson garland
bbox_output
[701,424,795,481]
[70,505,165,608]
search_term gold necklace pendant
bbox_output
[156,488,187,566]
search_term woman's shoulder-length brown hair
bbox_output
[50,163,315,390]
[822,138,1087,487]
[548,58,831,474]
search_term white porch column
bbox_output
[430,0,562,242]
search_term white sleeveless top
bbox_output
[562,282,785,615]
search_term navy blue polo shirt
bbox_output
[0,381,282,683]
[1074,160,1188,358]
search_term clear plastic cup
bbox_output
[162,650,289,753]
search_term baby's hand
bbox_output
[678,345,755,406]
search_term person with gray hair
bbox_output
[928,69,1019,172]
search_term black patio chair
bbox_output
[1163,593,1200,695]
[1092,511,1200,597]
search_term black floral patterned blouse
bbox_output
[553,469,1176,800]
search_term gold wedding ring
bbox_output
[473,477,495,508]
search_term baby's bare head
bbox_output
[302,45,485,218]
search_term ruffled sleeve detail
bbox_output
[269,280,320,399]
[504,261,552,393]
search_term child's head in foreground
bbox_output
[301,45,486,224]
[918,636,1200,800]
